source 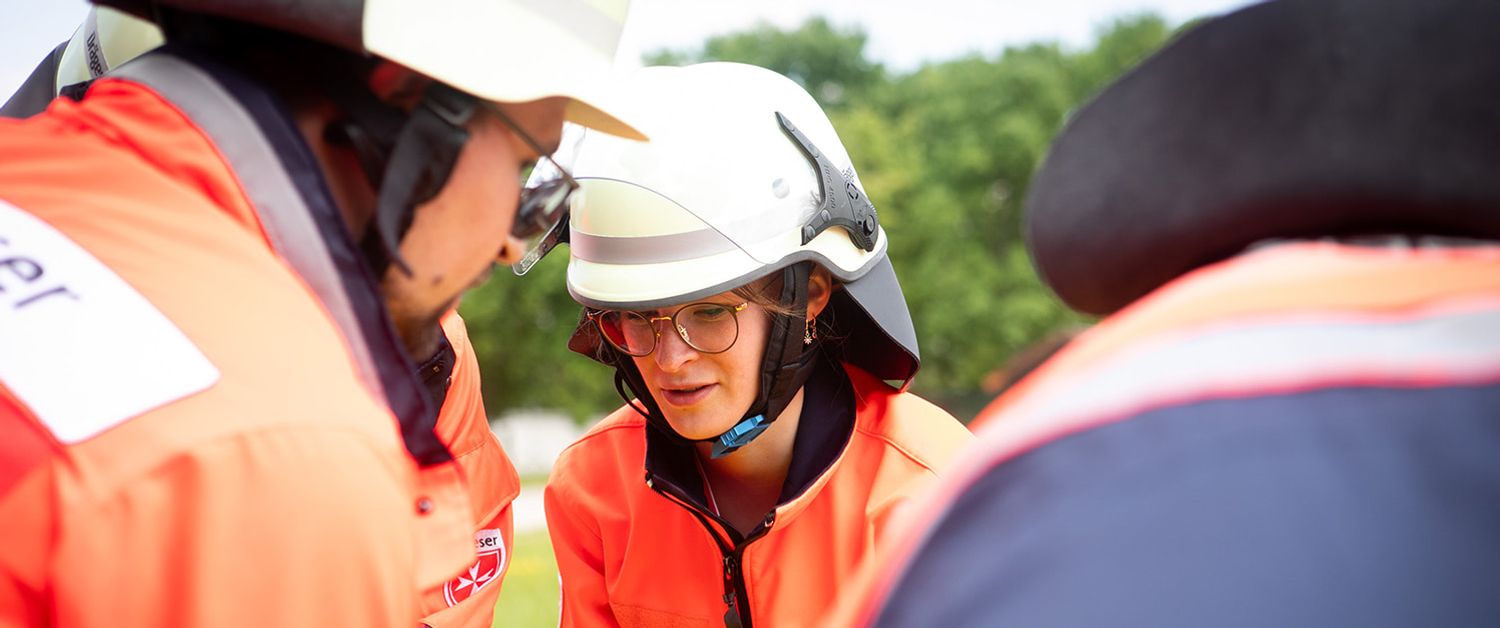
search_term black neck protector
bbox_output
[612,263,822,458]
[324,82,478,278]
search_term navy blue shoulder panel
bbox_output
[876,383,1500,628]
[0,42,66,118]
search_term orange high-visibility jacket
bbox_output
[544,362,972,628]
[424,313,521,627]
[0,62,510,626]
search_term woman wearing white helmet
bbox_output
[536,62,972,628]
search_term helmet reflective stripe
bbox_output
[571,227,736,265]
[567,193,882,274]
[569,187,890,270]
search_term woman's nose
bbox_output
[653,320,698,371]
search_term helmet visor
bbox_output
[512,123,588,275]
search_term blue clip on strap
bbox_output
[710,414,770,459]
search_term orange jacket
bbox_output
[423,313,521,627]
[0,70,508,626]
[544,362,971,628]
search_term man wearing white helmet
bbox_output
[0,1,643,626]
[535,62,971,628]
[2,8,544,625]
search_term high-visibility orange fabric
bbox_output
[544,364,971,628]
[970,241,1500,428]
[826,241,1500,627]
[0,80,489,626]
[420,312,521,627]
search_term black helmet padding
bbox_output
[1025,0,1500,316]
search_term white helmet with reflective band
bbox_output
[563,62,919,384]
[568,62,883,305]
[94,0,646,140]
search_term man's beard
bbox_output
[394,311,447,361]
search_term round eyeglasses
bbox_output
[593,302,750,357]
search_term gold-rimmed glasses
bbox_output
[593,302,751,356]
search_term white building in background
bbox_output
[491,409,586,477]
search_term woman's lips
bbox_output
[659,383,716,408]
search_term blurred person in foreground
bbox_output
[530,63,971,627]
[835,0,1500,625]
[0,8,545,626]
[0,1,644,625]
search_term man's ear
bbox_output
[806,265,834,319]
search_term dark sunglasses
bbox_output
[483,103,580,240]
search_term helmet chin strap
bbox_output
[611,263,821,458]
[325,82,477,278]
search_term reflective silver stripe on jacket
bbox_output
[111,53,388,404]
[1007,298,1500,436]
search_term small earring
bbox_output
[803,318,817,345]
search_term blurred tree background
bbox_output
[462,13,1178,423]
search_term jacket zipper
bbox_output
[648,474,776,628]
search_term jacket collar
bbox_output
[643,355,857,520]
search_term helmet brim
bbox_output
[364,0,647,140]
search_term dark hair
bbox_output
[729,263,835,317]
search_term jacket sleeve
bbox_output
[544,472,618,628]
[869,393,975,547]
[420,313,520,627]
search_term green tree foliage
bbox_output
[458,252,620,420]
[646,17,884,108]
[461,13,1179,421]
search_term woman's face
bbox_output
[630,292,771,441]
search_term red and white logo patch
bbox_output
[443,529,507,607]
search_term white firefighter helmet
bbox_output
[94,0,645,139]
[558,62,919,384]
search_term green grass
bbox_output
[519,472,553,488]
[492,530,560,627]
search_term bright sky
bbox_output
[3,0,1257,102]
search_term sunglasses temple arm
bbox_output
[511,213,569,276]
